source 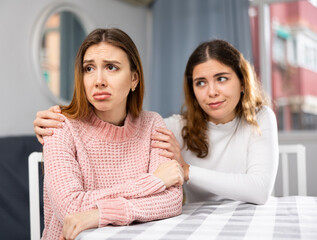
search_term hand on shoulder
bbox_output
[33,105,64,144]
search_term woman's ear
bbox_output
[131,72,139,92]
[241,85,245,94]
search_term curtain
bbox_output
[150,0,252,117]
[60,12,86,101]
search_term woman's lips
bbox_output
[93,92,111,100]
[208,100,225,108]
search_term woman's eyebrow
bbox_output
[83,59,121,65]
[213,72,231,77]
[83,59,94,64]
[102,60,121,65]
[193,72,231,81]
[193,77,206,82]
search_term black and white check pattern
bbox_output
[76,196,317,240]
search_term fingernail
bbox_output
[58,123,63,127]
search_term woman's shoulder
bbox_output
[257,106,276,120]
[59,113,83,127]
[49,114,84,137]
[137,111,186,132]
[136,111,167,128]
[132,111,167,134]
[164,114,184,124]
[138,111,164,121]
[43,114,79,144]
[255,106,278,129]
[164,114,183,122]
[164,114,185,132]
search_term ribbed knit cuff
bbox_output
[145,174,166,193]
[96,198,132,227]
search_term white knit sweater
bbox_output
[164,106,278,204]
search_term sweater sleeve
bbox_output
[43,120,167,224]
[96,186,182,226]
[96,113,183,226]
[187,107,279,204]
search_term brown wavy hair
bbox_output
[182,39,267,158]
[61,28,144,119]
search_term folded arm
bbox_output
[96,185,182,226]
[44,127,166,224]
[44,113,183,225]
[187,109,279,204]
[95,115,184,226]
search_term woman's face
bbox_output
[83,42,138,123]
[192,59,243,125]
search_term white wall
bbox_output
[0,0,151,136]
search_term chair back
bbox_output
[28,152,43,240]
[274,144,307,196]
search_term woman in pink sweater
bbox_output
[41,28,183,240]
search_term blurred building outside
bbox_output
[250,0,317,131]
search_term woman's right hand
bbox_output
[33,105,64,144]
[153,160,184,188]
[59,209,99,240]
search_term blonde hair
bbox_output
[182,39,268,158]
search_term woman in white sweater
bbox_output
[151,40,278,205]
[34,39,278,205]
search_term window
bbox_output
[273,35,287,64]
[250,0,317,131]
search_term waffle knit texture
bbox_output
[42,111,182,240]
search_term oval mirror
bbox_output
[33,4,92,104]
[41,11,86,102]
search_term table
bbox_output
[76,196,317,240]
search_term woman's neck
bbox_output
[94,109,127,126]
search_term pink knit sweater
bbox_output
[42,111,183,240]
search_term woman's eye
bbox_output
[107,64,118,71]
[218,76,228,82]
[195,81,206,87]
[85,66,93,72]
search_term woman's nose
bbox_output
[208,82,219,97]
[95,70,107,87]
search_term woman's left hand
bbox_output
[152,128,190,181]
[59,209,99,240]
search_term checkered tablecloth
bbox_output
[76,196,317,240]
